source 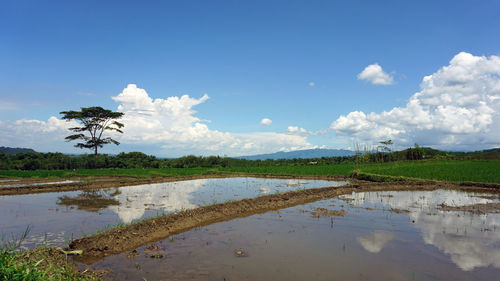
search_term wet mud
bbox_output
[437,202,500,215]
[67,180,498,264]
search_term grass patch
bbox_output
[220,164,355,177]
[358,160,500,183]
[0,167,218,179]
[350,170,419,182]
[1,228,96,280]
[1,160,499,184]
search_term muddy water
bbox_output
[0,177,344,249]
[91,189,500,281]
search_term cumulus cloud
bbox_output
[286,126,327,137]
[308,81,315,87]
[357,63,394,85]
[333,52,500,150]
[260,118,272,126]
[110,85,314,155]
[0,117,77,151]
[286,126,310,136]
[110,85,313,156]
[0,84,315,156]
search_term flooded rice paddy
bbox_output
[0,177,344,249]
[0,179,80,188]
[89,189,500,281]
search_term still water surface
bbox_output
[0,177,344,248]
[91,189,500,281]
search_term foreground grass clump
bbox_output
[0,247,94,281]
[1,229,97,281]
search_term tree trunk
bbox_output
[94,146,98,168]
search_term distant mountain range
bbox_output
[237,148,355,160]
[0,146,36,154]
[480,148,500,153]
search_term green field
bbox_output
[0,167,215,178]
[220,164,356,177]
[358,160,500,183]
[0,160,499,184]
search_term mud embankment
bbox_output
[67,180,490,264]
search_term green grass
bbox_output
[0,228,94,281]
[220,164,355,177]
[0,167,217,178]
[1,160,499,183]
[358,160,500,183]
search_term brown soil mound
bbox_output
[437,202,500,215]
[310,207,347,217]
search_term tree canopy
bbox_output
[60,106,124,157]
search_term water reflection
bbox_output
[107,180,206,223]
[341,190,500,271]
[0,177,344,248]
[91,190,500,281]
[357,230,394,253]
[61,178,345,224]
[57,189,121,212]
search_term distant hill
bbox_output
[478,148,500,154]
[237,148,355,160]
[0,146,36,154]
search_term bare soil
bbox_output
[389,208,410,214]
[437,202,500,215]
[310,207,347,218]
[66,179,500,265]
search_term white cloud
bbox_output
[308,81,315,87]
[286,126,327,137]
[357,63,394,85]
[287,126,310,136]
[260,118,272,126]
[111,85,314,156]
[333,52,500,150]
[0,117,78,151]
[0,84,315,156]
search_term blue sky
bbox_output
[1,0,500,156]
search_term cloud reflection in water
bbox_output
[342,190,500,271]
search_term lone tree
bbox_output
[60,107,124,159]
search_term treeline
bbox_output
[0,151,355,170]
[0,146,498,170]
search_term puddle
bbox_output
[90,189,500,281]
[0,180,81,188]
[0,177,345,249]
